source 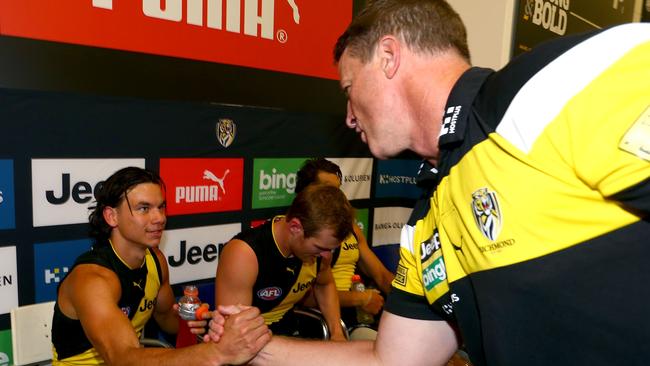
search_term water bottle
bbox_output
[351,275,374,325]
[176,285,208,348]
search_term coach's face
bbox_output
[338,44,410,159]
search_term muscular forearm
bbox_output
[103,342,237,366]
[313,284,344,338]
[337,290,371,308]
[251,336,379,366]
[154,311,179,335]
[376,272,394,295]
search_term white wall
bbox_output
[449,0,644,70]
[448,0,517,70]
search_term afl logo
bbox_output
[121,306,131,317]
[257,286,282,300]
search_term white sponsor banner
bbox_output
[160,223,241,284]
[0,246,18,314]
[31,159,145,227]
[372,207,412,247]
[327,157,373,200]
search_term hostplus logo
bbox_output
[176,169,230,204]
[440,105,461,137]
[45,267,69,284]
[378,175,416,185]
[92,0,301,42]
[33,239,92,302]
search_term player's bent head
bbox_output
[287,184,354,242]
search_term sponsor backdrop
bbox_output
[375,159,422,200]
[0,329,11,366]
[0,1,352,80]
[252,158,305,209]
[32,159,145,227]
[33,239,93,303]
[160,224,241,285]
[0,160,15,231]
[0,246,18,315]
[372,207,415,274]
[513,0,641,56]
[0,87,421,353]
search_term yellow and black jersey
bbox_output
[52,241,162,365]
[233,217,319,328]
[386,23,650,366]
[331,231,360,291]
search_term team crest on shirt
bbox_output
[471,188,502,241]
[619,105,650,161]
[216,118,236,148]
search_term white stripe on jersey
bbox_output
[496,23,650,153]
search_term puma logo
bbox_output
[133,279,144,290]
[286,0,300,24]
[203,169,230,194]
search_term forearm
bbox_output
[376,270,394,295]
[313,284,344,338]
[103,342,232,366]
[251,336,379,366]
[154,310,179,335]
[337,290,371,308]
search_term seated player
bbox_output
[215,184,354,341]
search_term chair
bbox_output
[10,301,55,366]
[348,324,378,341]
[139,335,173,348]
[292,307,349,340]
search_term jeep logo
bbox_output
[168,240,218,267]
[139,297,157,312]
[292,279,315,293]
[45,173,103,204]
[420,230,441,261]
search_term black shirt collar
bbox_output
[438,67,493,148]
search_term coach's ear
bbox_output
[377,35,400,79]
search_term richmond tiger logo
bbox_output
[471,188,502,241]
[216,118,236,148]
